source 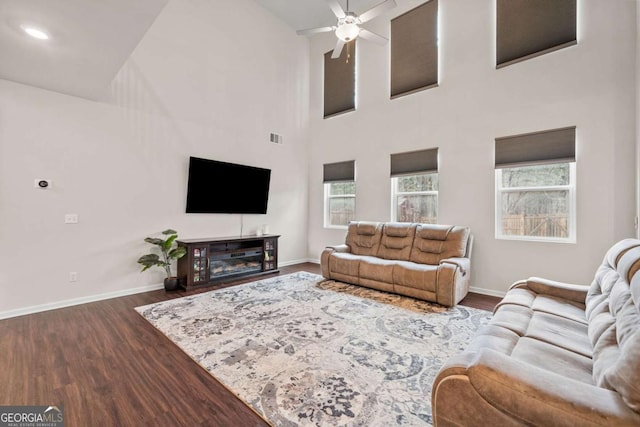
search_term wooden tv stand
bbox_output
[176,234,279,290]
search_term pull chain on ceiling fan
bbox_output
[296,0,397,59]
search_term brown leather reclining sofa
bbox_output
[321,221,472,306]
[432,238,640,426]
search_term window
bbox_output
[323,160,356,228]
[390,148,438,223]
[390,0,438,98]
[495,127,576,242]
[324,41,356,118]
[496,0,576,68]
[392,173,438,223]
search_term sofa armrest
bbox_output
[320,244,351,278]
[325,244,350,253]
[470,349,640,425]
[510,276,588,304]
[436,257,471,306]
[439,257,469,276]
[434,349,640,426]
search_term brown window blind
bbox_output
[324,41,356,118]
[497,0,576,68]
[390,148,438,177]
[495,127,576,169]
[323,160,355,183]
[390,0,438,99]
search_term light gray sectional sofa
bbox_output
[321,221,472,306]
[432,238,640,426]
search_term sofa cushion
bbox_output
[392,261,437,292]
[409,224,469,265]
[377,222,416,261]
[511,337,594,385]
[531,295,587,324]
[360,256,396,283]
[329,252,361,278]
[345,221,383,256]
[527,312,592,358]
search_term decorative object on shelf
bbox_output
[137,229,187,291]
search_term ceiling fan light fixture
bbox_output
[21,25,49,40]
[335,22,360,42]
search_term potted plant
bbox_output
[137,229,187,291]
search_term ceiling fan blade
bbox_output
[326,0,346,19]
[359,29,388,45]
[331,39,346,59]
[359,0,397,23]
[296,26,334,36]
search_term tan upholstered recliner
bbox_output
[432,239,640,426]
[321,221,473,306]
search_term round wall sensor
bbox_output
[34,179,52,189]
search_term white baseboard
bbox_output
[279,258,317,267]
[0,260,505,320]
[0,283,164,320]
[469,286,506,298]
[1,259,316,320]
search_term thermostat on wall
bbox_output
[34,179,52,189]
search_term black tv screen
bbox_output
[186,157,271,214]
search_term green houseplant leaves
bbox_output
[137,229,187,278]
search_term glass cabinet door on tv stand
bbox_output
[190,246,209,285]
[263,237,278,272]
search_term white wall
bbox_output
[308,0,637,294]
[637,0,640,240]
[0,0,310,316]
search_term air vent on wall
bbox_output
[269,133,283,144]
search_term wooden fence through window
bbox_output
[502,214,568,238]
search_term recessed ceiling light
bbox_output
[21,26,49,40]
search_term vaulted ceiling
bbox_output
[255,0,386,32]
[0,0,168,100]
[0,0,388,100]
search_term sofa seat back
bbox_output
[586,239,640,412]
[376,222,416,261]
[345,221,383,256]
[409,224,470,265]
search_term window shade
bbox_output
[497,0,576,68]
[390,148,438,177]
[324,41,356,118]
[323,160,355,183]
[390,0,438,98]
[495,127,576,169]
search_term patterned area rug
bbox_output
[135,272,491,426]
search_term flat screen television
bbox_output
[186,156,271,214]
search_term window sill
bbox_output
[496,234,576,244]
[325,225,349,231]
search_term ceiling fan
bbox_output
[297,0,397,59]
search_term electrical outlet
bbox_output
[69,272,78,282]
[65,214,78,224]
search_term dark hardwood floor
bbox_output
[0,263,500,426]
